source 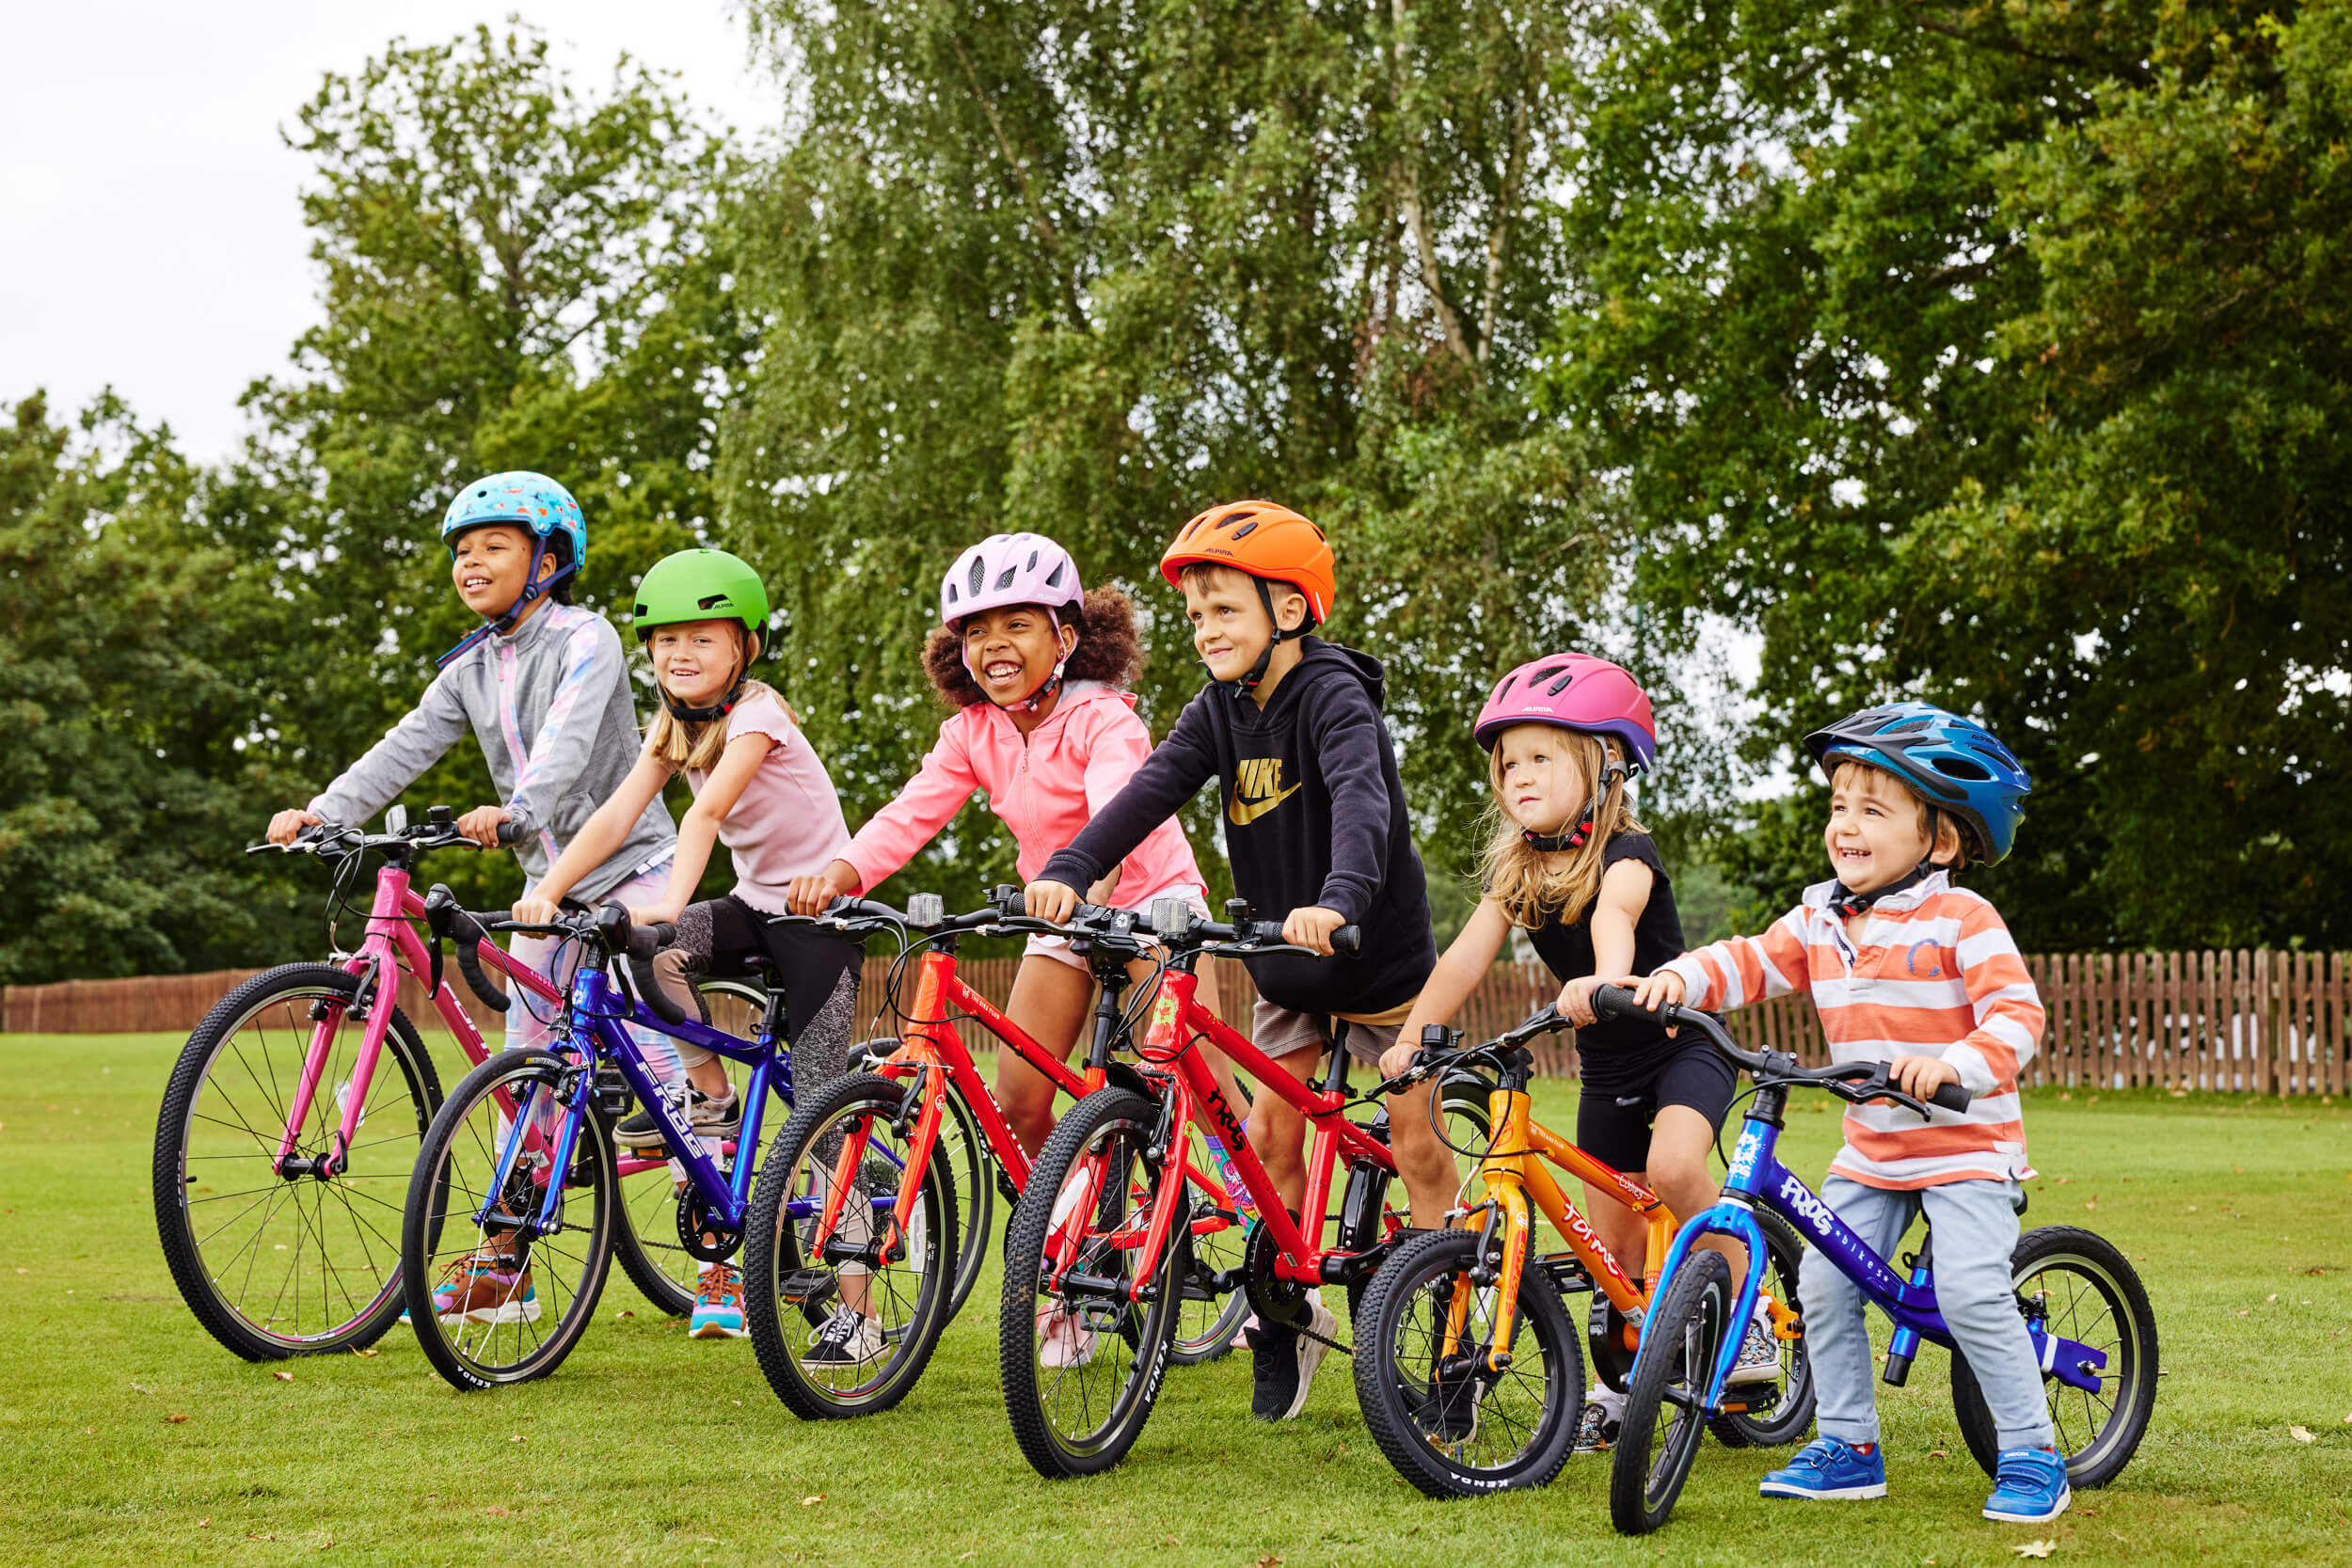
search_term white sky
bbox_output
[1,3,781,461]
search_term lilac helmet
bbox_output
[1473,653,1659,770]
[940,532,1085,627]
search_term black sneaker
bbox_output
[613,1087,740,1151]
[1424,1358,1483,1444]
[1248,1320,1301,1420]
[800,1306,884,1370]
[1575,1399,1622,1453]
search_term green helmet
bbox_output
[630,548,770,642]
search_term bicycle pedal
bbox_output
[779,1267,838,1307]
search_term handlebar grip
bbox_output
[1928,1081,1973,1114]
[450,912,512,1015]
[496,820,523,846]
[625,923,687,1027]
[1590,983,1646,1022]
[1330,925,1360,957]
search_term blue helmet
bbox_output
[1804,702,2031,865]
[434,471,587,667]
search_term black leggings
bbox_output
[653,894,862,1093]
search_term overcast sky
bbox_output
[2,3,781,462]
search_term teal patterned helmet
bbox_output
[440,471,586,571]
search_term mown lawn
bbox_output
[1,1030,2346,1566]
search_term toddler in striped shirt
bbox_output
[1625,702,2074,1526]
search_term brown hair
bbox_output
[921,584,1145,709]
[1173,560,1311,628]
[1480,729,1646,929]
[1827,759,1970,870]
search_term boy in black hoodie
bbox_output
[1025,499,1438,1421]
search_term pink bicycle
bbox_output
[151,807,763,1360]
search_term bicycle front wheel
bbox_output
[1610,1248,1733,1534]
[153,963,441,1360]
[401,1049,616,1390]
[1709,1211,1817,1449]
[999,1086,1185,1480]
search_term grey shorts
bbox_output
[1249,1000,1400,1069]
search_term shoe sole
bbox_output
[800,1350,883,1371]
[437,1303,544,1326]
[1983,1489,2071,1524]
[1759,1481,1886,1500]
[690,1321,749,1339]
[1725,1364,1783,1386]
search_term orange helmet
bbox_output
[1159,500,1336,626]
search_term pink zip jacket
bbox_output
[839,682,1203,901]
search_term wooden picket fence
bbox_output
[6,948,2347,1096]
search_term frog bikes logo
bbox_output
[1779,1175,1839,1240]
[1146,991,1181,1043]
[1724,1136,1763,1188]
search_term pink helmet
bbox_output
[941,532,1085,626]
[1473,653,1658,769]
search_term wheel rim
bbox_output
[2019,1251,2141,1470]
[768,1095,944,1405]
[177,983,425,1348]
[414,1064,607,1379]
[1025,1111,1174,1459]
[1386,1248,1564,1474]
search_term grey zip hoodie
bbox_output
[307,601,675,901]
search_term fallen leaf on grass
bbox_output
[246,1534,275,1543]
[2236,1308,2251,1317]
[613,1309,634,1319]
[2291,1426,2316,1443]
[350,1347,378,1357]
[1258,1557,1284,1568]
[2013,1542,2056,1559]
[959,1554,977,1561]
[2268,1293,2279,1302]
[801,1495,825,1507]
[164,1415,188,1424]
[2082,1199,2097,1212]
[483,1506,512,1516]
[197,1518,209,1528]
[1926,1447,1948,1458]
[271,1370,294,1382]
[507,1435,526,1444]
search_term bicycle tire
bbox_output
[1950,1225,2159,1488]
[1353,1227,1584,1497]
[1610,1248,1733,1534]
[400,1048,617,1390]
[153,963,442,1361]
[1708,1211,1817,1449]
[741,1073,958,1419]
[999,1085,1184,1479]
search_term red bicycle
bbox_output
[740,890,1248,1418]
[996,900,1489,1478]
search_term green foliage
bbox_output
[0,395,299,982]
[722,0,1623,911]
[1552,0,2352,949]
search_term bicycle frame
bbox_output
[1650,1101,2110,1413]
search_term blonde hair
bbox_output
[644,624,778,771]
[1480,728,1646,929]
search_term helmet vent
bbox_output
[946,583,959,604]
[1044,562,1064,588]
[1532,665,1574,695]
[1930,753,1993,782]
[995,567,1016,590]
[1025,549,1039,572]
[1885,718,1933,736]
[968,558,987,596]
[1230,520,1260,540]
[1493,674,1518,701]
[697,594,729,610]
[1216,509,1254,531]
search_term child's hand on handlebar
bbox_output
[1623,970,1686,1034]
[787,861,859,916]
[457,804,511,847]
[1890,1053,1961,1101]
[1377,1039,1422,1081]
[1024,879,1081,923]
[512,893,563,926]
[267,809,322,846]
[1281,905,1346,957]
[1559,975,1605,1027]
[628,903,680,927]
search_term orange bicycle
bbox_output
[1351,1009,1815,1497]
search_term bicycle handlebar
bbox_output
[1588,984,1972,1118]
[247,809,523,860]
[423,891,682,1024]
[768,890,1359,964]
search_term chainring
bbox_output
[675,1186,742,1263]
[1241,1213,1309,1330]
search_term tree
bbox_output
[724,0,1627,919]
[1551,0,2352,947]
[0,393,297,983]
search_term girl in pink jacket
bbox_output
[788,533,1228,1159]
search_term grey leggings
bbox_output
[649,894,861,1090]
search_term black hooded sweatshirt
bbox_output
[1040,637,1437,1016]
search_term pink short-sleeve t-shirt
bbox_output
[684,689,852,915]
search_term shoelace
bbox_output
[809,1308,860,1349]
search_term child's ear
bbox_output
[1930,814,1965,868]
[1276,589,1309,633]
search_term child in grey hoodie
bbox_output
[266,471,677,1058]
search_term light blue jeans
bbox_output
[1800,1173,2056,1452]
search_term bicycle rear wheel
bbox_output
[741,1073,956,1418]
[1353,1227,1583,1497]
[999,1086,1185,1479]
[1610,1248,1733,1534]
[401,1049,616,1390]
[152,963,441,1360]
[1951,1225,2159,1488]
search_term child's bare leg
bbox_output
[1386,1080,1462,1228]
[1245,1046,1319,1219]
[1644,1106,1748,1281]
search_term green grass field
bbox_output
[2,1031,2347,1566]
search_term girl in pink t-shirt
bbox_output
[519,549,862,1346]
[787,532,1234,1165]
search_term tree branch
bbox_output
[1391,0,1476,372]
[1477,92,1530,367]
[1908,12,2155,89]
[948,35,1090,333]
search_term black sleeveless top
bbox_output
[1523,832,1685,1088]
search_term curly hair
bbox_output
[921,584,1146,709]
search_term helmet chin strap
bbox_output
[436,533,576,669]
[1222,578,1311,698]
[972,614,1074,714]
[1828,807,1944,918]
[1522,762,1628,853]
[660,629,755,723]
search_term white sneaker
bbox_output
[1284,1300,1340,1419]
[800,1306,884,1370]
[1728,1295,1782,1386]
[1037,1303,1098,1369]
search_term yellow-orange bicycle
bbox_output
[1350,1008,1814,1497]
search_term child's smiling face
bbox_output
[1823,762,1955,893]
[449,524,540,616]
[649,619,747,707]
[1182,565,1304,684]
[960,604,1073,706]
[1492,723,1591,838]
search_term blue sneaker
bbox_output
[1982,1446,2071,1524]
[1759,1436,1888,1500]
[689,1263,748,1338]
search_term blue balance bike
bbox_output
[1592,987,2158,1534]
